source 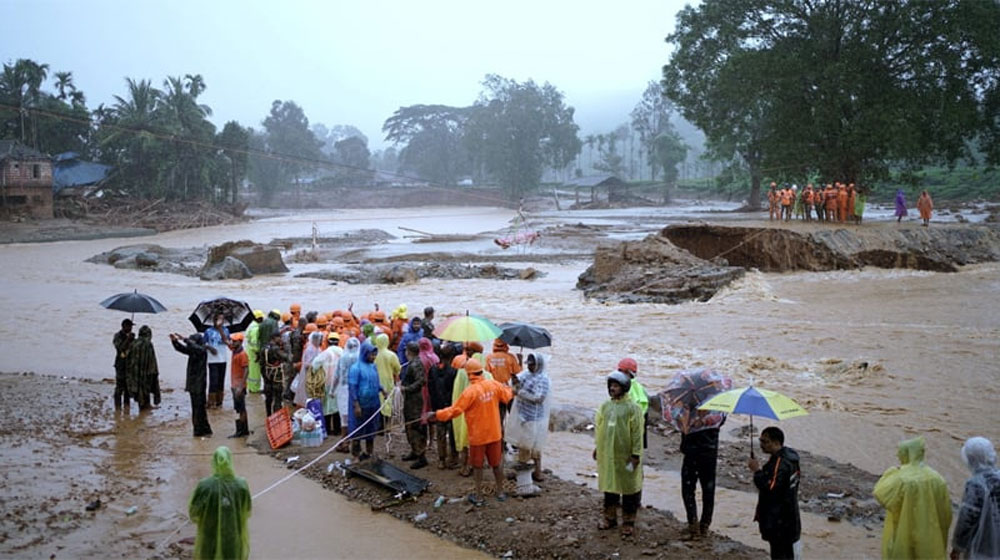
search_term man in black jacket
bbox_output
[171,332,212,437]
[749,426,801,559]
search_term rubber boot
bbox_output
[622,511,637,537]
[599,504,618,529]
[228,420,242,438]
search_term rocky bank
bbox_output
[578,223,1000,303]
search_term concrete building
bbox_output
[0,140,53,219]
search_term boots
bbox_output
[598,504,618,530]
[228,419,250,438]
[621,511,637,537]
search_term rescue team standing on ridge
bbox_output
[114,303,995,560]
[766,181,936,226]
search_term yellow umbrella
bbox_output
[698,386,807,457]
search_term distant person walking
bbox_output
[917,190,934,227]
[188,446,251,560]
[894,189,909,223]
[952,436,1000,559]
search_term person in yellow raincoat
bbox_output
[873,436,952,559]
[373,333,400,421]
[594,371,643,537]
[188,446,251,560]
[244,310,264,393]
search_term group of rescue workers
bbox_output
[767,181,869,224]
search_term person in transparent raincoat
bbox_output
[952,437,1000,560]
[507,352,551,482]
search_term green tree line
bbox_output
[662,0,1000,208]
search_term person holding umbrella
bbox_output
[748,427,801,559]
[112,319,135,411]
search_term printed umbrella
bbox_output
[659,368,732,435]
[497,322,552,350]
[433,311,502,342]
[698,385,808,458]
[100,289,167,321]
[188,296,254,333]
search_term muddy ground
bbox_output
[246,421,767,560]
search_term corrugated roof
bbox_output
[0,140,49,160]
[53,153,112,191]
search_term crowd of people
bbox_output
[767,181,937,227]
[113,303,995,560]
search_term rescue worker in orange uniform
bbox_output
[425,358,514,505]
[780,186,793,221]
[837,183,849,223]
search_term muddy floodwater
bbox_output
[1,205,997,558]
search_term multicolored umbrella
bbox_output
[433,311,502,342]
[659,368,732,435]
[698,385,808,457]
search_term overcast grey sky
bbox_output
[5,0,690,149]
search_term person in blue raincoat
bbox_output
[188,446,251,560]
[348,342,385,460]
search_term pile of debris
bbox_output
[56,195,247,232]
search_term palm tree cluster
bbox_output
[0,58,250,204]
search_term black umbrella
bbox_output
[189,296,254,333]
[497,322,552,349]
[100,289,167,321]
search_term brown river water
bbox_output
[1,206,997,558]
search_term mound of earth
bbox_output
[199,240,288,279]
[576,235,745,304]
[663,223,1000,273]
[297,262,542,284]
[579,223,1000,304]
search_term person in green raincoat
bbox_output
[127,325,160,410]
[188,446,251,560]
[245,310,264,393]
[373,333,400,421]
[854,188,867,224]
[873,436,952,560]
[593,371,643,537]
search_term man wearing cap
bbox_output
[425,358,514,505]
[113,318,135,411]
